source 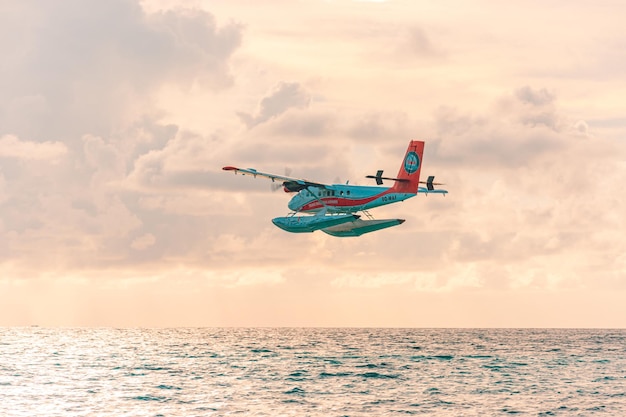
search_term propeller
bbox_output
[367,172,445,190]
[271,167,293,192]
[419,176,445,191]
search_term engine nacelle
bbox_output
[282,181,306,193]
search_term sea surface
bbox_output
[0,328,624,416]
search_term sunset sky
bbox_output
[1,0,625,327]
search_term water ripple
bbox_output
[0,328,624,416]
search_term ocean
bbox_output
[0,328,624,416]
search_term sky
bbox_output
[0,0,625,327]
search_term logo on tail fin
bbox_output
[404,152,420,174]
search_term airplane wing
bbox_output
[222,166,328,191]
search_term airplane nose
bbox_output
[288,196,298,212]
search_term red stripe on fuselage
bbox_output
[298,188,393,212]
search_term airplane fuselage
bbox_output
[288,184,416,214]
[223,140,447,237]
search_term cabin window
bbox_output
[347,190,351,196]
[340,191,344,196]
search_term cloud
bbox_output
[0,0,242,141]
[434,87,570,169]
[1,0,626,326]
[237,82,311,128]
[347,112,411,142]
[406,27,441,58]
[331,273,415,289]
[515,86,555,106]
[131,233,156,250]
[268,111,337,139]
[0,135,67,161]
[0,1,245,275]
[124,130,223,191]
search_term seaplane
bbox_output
[223,140,447,237]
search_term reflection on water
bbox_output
[1,328,624,416]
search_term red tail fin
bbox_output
[392,140,424,194]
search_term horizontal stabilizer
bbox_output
[418,187,448,194]
[366,170,409,185]
[322,218,405,237]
